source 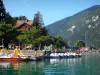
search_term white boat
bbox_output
[44,52,82,59]
[50,53,59,58]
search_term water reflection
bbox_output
[0,62,10,68]
[49,58,82,66]
[0,53,100,75]
[0,62,21,70]
[0,58,82,75]
[45,58,82,75]
[50,59,59,64]
[0,62,21,75]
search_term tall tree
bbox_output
[33,11,44,29]
[0,0,6,21]
[33,11,48,36]
[5,12,16,25]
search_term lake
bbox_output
[0,52,100,75]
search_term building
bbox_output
[80,47,89,52]
[16,20,33,30]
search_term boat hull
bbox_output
[0,58,24,62]
[44,53,82,59]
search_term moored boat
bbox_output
[50,53,59,59]
[0,48,27,62]
[44,52,82,59]
[0,58,24,62]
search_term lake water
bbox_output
[0,52,100,75]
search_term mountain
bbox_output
[46,5,100,48]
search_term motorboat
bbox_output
[44,52,82,59]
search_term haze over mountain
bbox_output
[46,5,100,48]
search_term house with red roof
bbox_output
[16,20,33,30]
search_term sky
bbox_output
[3,0,100,25]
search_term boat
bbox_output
[44,52,82,59]
[0,48,27,62]
[50,53,59,59]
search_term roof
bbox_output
[16,20,33,27]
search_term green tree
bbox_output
[75,40,85,48]
[55,35,67,49]
[0,0,6,21]
[33,11,44,29]
[56,35,63,40]
[17,26,40,44]
[13,16,28,20]
[0,22,21,48]
[33,36,51,46]
[5,12,13,23]
[41,27,48,36]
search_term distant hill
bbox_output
[46,5,100,48]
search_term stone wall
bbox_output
[9,50,43,57]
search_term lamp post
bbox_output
[85,31,88,47]
[85,34,87,47]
